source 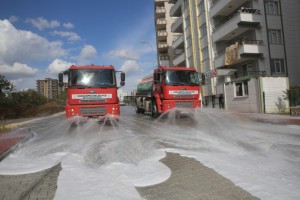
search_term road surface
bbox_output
[0,106,300,200]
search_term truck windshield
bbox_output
[165,70,200,86]
[69,69,115,88]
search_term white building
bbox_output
[155,0,300,113]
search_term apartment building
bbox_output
[36,78,59,99]
[157,0,300,113]
[154,0,178,66]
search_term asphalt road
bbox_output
[1,106,299,199]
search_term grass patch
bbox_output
[0,124,11,135]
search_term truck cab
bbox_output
[59,65,125,120]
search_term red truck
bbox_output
[58,65,125,121]
[134,66,204,118]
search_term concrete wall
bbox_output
[224,77,289,113]
[225,78,260,113]
[261,77,289,113]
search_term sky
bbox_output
[0,0,157,93]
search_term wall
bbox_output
[261,77,289,113]
[224,77,289,113]
[225,78,260,113]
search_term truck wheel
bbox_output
[135,106,141,113]
[151,101,159,118]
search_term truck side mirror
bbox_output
[120,72,125,87]
[199,73,205,85]
[121,72,125,81]
[58,73,64,87]
[154,73,159,84]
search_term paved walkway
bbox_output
[0,128,33,161]
[232,112,300,125]
[137,152,260,200]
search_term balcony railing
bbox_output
[210,0,219,8]
[156,7,166,14]
[214,40,264,67]
[158,42,168,48]
[157,30,167,37]
[215,40,263,57]
[171,15,183,32]
[247,71,266,77]
[212,7,261,32]
[232,71,267,82]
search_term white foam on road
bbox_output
[0,107,299,200]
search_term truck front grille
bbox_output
[175,102,194,108]
[80,107,106,115]
[80,99,106,103]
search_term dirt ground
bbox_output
[0,102,64,120]
[0,102,64,134]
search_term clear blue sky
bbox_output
[0,0,157,92]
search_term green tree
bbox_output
[0,75,15,106]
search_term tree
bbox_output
[0,75,15,106]
[0,75,15,96]
[16,89,47,106]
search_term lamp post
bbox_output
[140,40,154,52]
[140,40,157,67]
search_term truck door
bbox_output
[153,70,162,94]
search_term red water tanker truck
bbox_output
[134,66,204,117]
[58,65,125,120]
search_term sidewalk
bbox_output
[0,121,35,161]
[232,112,300,125]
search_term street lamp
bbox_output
[140,40,157,67]
[140,40,154,52]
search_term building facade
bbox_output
[155,0,300,113]
[155,0,178,66]
[36,78,59,99]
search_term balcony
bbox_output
[232,71,267,82]
[214,49,226,68]
[173,53,185,66]
[173,50,185,66]
[157,30,167,41]
[170,0,181,17]
[156,18,167,30]
[238,40,265,58]
[214,40,265,68]
[156,7,166,18]
[158,42,168,50]
[210,0,249,18]
[171,16,183,33]
[155,0,167,4]
[155,0,168,7]
[159,53,169,61]
[212,11,262,42]
[172,34,184,49]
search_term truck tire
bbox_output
[151,100,159,118]
[135,106,141,113]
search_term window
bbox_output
[183,0,189,9]
[268,29,282,44]
[201,47,209,60]
[185,16,190,28]
[198,1,205,15]
[235,82,248,97]
[186,36,192,47]
[271,59,285,74]
[200,23,207,37]
[266,1,280,15]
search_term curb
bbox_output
[233,112,300,125]
[0,128,34,162]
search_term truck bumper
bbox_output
[161,99,201,112]
[65,104,120,119]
